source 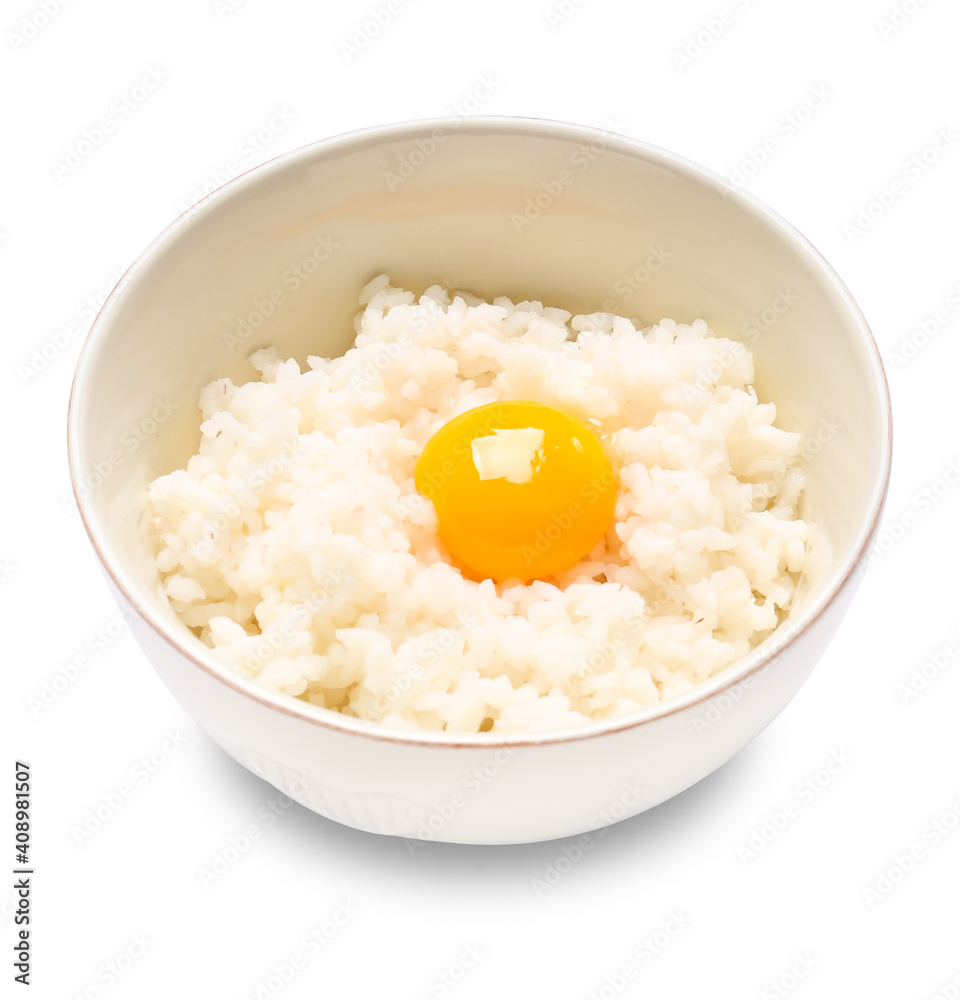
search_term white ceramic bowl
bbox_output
[68,117,891,844]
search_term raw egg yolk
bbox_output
[414,401,617,582]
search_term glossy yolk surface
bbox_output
[414,401,617,582]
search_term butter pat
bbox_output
[471,428,545,484]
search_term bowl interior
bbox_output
[70,118,889,716]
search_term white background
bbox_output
[3,0,960,997]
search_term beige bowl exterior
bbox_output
[68,118,891,844]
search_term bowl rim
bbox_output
[67,113,893,749]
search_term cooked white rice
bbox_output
[147,275,808,733]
